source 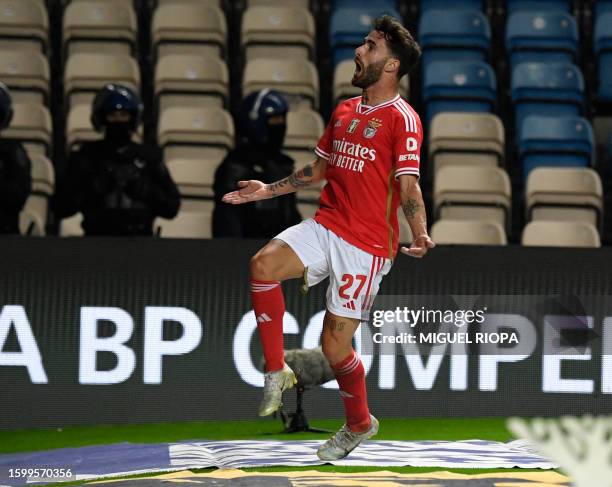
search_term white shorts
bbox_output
[275,218,392,320]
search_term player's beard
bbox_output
[352,58,386,89]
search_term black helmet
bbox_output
[91,83,142,132]
[0,82,13,130]
[239,89,288,147]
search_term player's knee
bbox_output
[250,251,276,281]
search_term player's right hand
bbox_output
[222,180,270,204]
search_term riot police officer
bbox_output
[56,84,180,236]
[213,89,301,237]
[0,82,32,235]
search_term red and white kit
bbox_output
[276,94,423,319]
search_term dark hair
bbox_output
[373,15,421,79]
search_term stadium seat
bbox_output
[429,112,504,174]
[241,6,315,61]
[19,207,45,236]
[423,61,496,125]
[63,0,137,55]
[242,58,319,109]
[59,212,84,237]
[506,0,571,14]
[20,153,54,236]
[434,166,511,227]
[595,1,612,16]
[155,54,229,111]
[518,115,594,177]
[66,103,142,150]
[431,220,507,245]
[525,167,603,227]
[155,211,212,239]
[4,102,52,156]
[420,0,483,12]
[248,0,310,6]
[521,221,600,248]
[159,0,220,5]
[297,200,318,220]
[506,11,579,68]
[419,9,490,64]
[152,3,227,58]
[332,0,397,9]
[511,62,583,134]
[64,53,140,109]
[0,0,48,52]
[594,13,612,102]
[166,157,223,198]
[157,106,234,151]
[284,109,324,152]
[0,50,49,104]
[330,7,401,66]
[333,59,409,104]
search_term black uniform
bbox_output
[56,140,180,236]
[213,144,301,238]
[0,139,32,234]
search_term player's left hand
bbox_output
[400,235,435,258]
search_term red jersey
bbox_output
[314,94,423,259]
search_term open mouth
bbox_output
[354,58,363,76]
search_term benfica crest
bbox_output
[363,118,383,139]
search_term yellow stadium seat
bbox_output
[59,212,84,237]
[434,166,511,227]
[155,210,212,239]
[242,6,315,61]
[526,167,603,228]
[166,154,225,198]
[152,3,227,58]
[0,49,49,104]
[155,54,228,111]
[243,58,319,109]
[64,53,140,109]
[521,221,600,248]
[284,109,324,152]
[429,112,504,174]
[4,102,52,156]
[0,0,48,52]
[247,0,310,7]
[63,0,137,55]
[157,106,234,151]
[431,219,507,245]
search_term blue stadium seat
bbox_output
[594,12,612,53]
[420,0,483,12]
[419,9,490,64]
[423,61,496,125]
[506,0,571,14]
[330,7,401,66]
[519,115,594,177]
[332,0,397,10]
[506,11,578,68]
[511,62,584,133]
[595,1,612,16]
[598,53,612,102]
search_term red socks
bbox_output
[250,279,285,372]
[332,350,371,432]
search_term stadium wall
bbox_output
[1,237,611,429]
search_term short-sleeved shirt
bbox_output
[314,94,423,258]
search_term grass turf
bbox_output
[0,417,513,454]
[1,417,551,484]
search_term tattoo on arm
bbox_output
[325,317,346,331]
[265,161,318,195]
[402,198,421,219]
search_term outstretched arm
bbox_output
[398,175,435,258]
[222,156,327,205]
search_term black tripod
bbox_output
[279,386,333,433]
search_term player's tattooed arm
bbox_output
[398,175,435,258]
[266,157,327,196]
[222,157,326,204]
